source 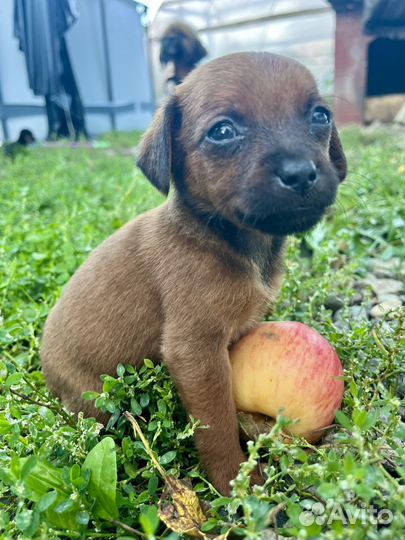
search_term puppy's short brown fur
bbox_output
[41,52,347,495]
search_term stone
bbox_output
[377,293,404,305]
[324,294,344,312]
[378,320,400,335]
[351,305,369,319]
[369,257,401,278]
[333,305,369,330]
[349,291,363,305]
[372,279,404,299]
[370,299,403,319]
[354,275,378,292]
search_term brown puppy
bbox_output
[159,22,207,86]
[41,52,347,495]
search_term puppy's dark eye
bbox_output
[311,106,331,125]
[207,121,237,142]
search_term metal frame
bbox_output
[150,5,331,39]
[99,0,116,130]
[0,65,9,140]
[198,6,330,32]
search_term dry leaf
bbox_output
[159,476,206,537]
[124,411,207,537]
[238,411,275,441]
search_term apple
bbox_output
[230,322,344,443]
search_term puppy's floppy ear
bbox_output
[190,37,207,65]
[329,122,347,182]
[137,98,176,195]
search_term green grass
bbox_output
[0,127,404,540]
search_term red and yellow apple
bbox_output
[230,322,344,443]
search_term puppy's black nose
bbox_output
[276,159,318,194]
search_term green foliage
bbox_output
[82,437,118,520]
[0,127,404,539]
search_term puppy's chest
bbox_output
[228,270,280,346]
[229,240,286,344]
[251,236,285,285]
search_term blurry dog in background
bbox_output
[159,22,207,91]
[3,129,35,159]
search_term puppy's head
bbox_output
[138,52,347,236]
[159,22,207,68]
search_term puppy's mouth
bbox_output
[235,206,328,235]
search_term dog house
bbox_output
[328,0,405,124]
[0,0,154,141]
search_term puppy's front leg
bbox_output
[162,325,246,495]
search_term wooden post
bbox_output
[333,9,371,125]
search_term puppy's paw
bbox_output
[207,456,242,495]
[209,460,265,495]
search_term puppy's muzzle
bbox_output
[275,158,318,195]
